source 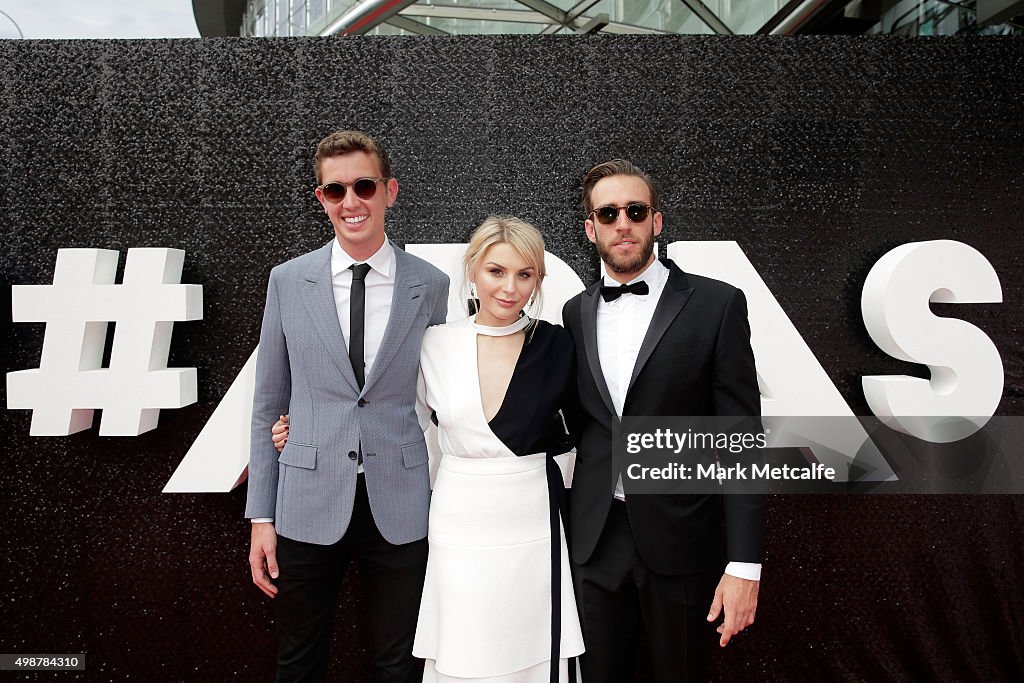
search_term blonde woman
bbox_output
[273,216,584,682]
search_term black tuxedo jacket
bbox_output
[562,258,765,575]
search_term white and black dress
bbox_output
[413,316,584,683]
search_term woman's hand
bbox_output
[271,414,289,453]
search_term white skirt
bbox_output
[413,453,584,682]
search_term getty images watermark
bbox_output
[613,416,1024,494]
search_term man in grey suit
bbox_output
[246,130,449,682]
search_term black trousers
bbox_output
[273,476,428,683]
[575,501,719,683]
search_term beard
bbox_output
[596,229,656,276]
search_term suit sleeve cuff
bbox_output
[250,518,274,524]
[725,561,761,581]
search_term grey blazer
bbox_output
[244,240,449,545]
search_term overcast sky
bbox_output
[0,0,201,39]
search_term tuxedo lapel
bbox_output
[362,244,425,394]
[580,280,618,418]
[301,241,360,395]
[626,261,694,396]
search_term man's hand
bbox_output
[707,573,759,647]
[249,522,280,598]
[272,414,289,453]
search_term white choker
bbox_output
[470,315,531,337]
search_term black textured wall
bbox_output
[1,36,1023,681]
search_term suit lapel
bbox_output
[626,260,694,397]
[362,243,425,394]
[580,280,618,418]
[301,241,360,395]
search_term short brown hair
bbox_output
[582,159,659,215]
[313,130,392,184]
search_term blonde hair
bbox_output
[463,215,546,326]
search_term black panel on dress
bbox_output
[488,320,575,457]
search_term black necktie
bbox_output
[349,263,371,389]
[600,280,649,302]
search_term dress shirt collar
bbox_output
[601,256,668,291]
[331,237,394,279]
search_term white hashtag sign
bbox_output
[7,248,202,436]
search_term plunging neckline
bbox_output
[474,330,527,427]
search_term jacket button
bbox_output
[347,451,358,461]
[358,398,367,407]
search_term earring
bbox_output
[469,282,477,298]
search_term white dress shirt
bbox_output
[596,258,761,581]
[331,237,396,380]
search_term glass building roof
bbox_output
[240,0,798,38]
[223,0,1023,38]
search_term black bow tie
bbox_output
[600,280,649,302]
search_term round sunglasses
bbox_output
[317,177,388,204]
[590,203,656,225]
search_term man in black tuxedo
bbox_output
[562,160,765,682]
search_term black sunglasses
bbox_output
[317,177,388,204]
[590,203,656,225]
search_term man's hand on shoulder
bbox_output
[249,522,280,598]
[707,573,759,647]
